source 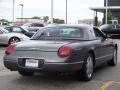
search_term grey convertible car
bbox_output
[4,24,117,81]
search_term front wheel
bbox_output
[77,53,94,81]
[107,48,117,66]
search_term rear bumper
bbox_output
[4,60,84,72]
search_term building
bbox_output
[90,0,120,25]
[14,18,45,26]
[78,19,94,25]
[104,0,120,6]
[78,19,102,26]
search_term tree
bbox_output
[107,11,112,24]
[43,16,49,22]
[32,16,41,19]
[53,18,65,24]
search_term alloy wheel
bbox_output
[9,37,20,44]
[86,56,94,78]
[113,49,117,65]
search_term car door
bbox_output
[94,28,114,64]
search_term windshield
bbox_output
[31,26,84,40]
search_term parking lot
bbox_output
[0,40,120,90]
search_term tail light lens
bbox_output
[5,44,15,55]
[58,45,72,58]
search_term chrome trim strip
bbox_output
[4,59,84,65]
[96,54,113,60]
[45,61,84,65]
[17,57,45,60]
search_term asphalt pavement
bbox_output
[0,40,120,90]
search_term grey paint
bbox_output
[104,0,120,24]
[4,25,116,72]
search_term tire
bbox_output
[18,70,34,76]
[77,53,94,81]
[8,37,20,45]
[107,48,117,66]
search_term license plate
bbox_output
[25,59,39,68]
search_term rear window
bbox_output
[32,26,84,40]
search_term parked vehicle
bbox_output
[5,26,35,38]
[21,23,44,32]
[100,24,120,38]
[4,24,117,81]
[0,27,29,45]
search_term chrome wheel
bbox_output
[9,37,20,44]
[86,56,94,78]
[113,49,117,65]
[107,48,117,66]
[78,53,94,81]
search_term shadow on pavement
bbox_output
[11,63,114,84]
[0,45,7,47]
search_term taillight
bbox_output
[58,45,72,58]
[5,44,15,55]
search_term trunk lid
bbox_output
[15,40,73,51]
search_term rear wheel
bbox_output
[8,37,20,45]
[77,53,94,81]
[107,48,117,66]
[18,70,34,76]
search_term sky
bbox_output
[0,0,104,23]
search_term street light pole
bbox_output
[12,0,15,25]
[51,0,54,24]
[105,0,108,24]
[66,0,68,24]
[20,4,24,25]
